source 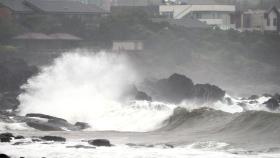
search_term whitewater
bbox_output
[1,50,280,158]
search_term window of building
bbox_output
[273,18,277,26]
[267,18,270,26]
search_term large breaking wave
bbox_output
[18,50,279,133]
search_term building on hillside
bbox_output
[0,0,33,19]
[13,32,82,51]
[237,6,280,33]
[112,40,144,52]
[159,0,236,30]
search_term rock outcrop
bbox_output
[25,113,81,131]
[41,136,66,142]
[142,73,225,104]
[264,98,279,110]
[88,139,111,147]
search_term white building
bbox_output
[159,0,236,30]
[240,7,279,33]
[112,41,144,52]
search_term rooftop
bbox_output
[23,0,107,14]
[13,32,82,40]
[0,0,32,13]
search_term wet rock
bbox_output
[41,136,66,142]
[88,139,111,147]
[0,154,10,158]
[248,95,259,100]
[193,84,225,103]
[25,113,80,131]
[0,133,14,138]
[224,97,233,105]
[14,135,25,139]
[264,98,279,110]
[25,120,64,131]
[249,100,258,104]
[75,122,90,130]
[135,91,152,101]
[154,73,195,103]
[143,73,225,104]
[273,93,280,102]
[0,133,14,142]
[66,145,96,149]
[26,113,67,123]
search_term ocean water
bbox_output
[1,51,280,158]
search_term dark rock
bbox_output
[12,141,32,145]
[25,114,80,131]
[193,84,225,103]
[264,98,279,110]
[26,113,67,123]
[155,73,195,103]
[135,91,152,101]
[249,101,258,104]
[31,138,42,142]
[224,97,233,105]
[0,133,14,138]
[0,154,10,158]
[123,85,152,101]
[248,95,259,100]
[41,136,66,142]
[142,74,225,104]
[14,135,25,139]
[75,122,90,130]
[0,137,10,142]
[0,133,14,142]
[88,139,111,147]
[0,57,38,110]
[66,145,96,149]
[273,93,280,102]
[25,120,64,131]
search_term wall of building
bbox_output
[160,5,235,29]
[0,7,12,18]
[265,11,278,31]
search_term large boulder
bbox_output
[75,122,91,130]
[0,154,10,158]
[0,133,14,142]
[88,139,111,147]
[193,84,225,103]
[25,113,80,131]
[41,136,66,142]
[264,98,279,110]
[154,73,194,103]
[142,73,225,104]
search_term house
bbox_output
[159,0,236,30]
[112,40,144,52]
[0,0,33,19]
[238,6,280,33]
[13,32,82,50]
